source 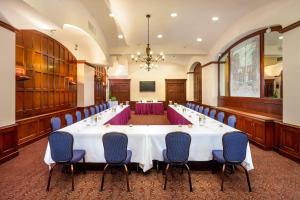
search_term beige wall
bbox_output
[202,64,218,106]
[77,63,94,107]
[283,27,300,126]
[0,27,15,127]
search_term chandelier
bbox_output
[131,14,165,71]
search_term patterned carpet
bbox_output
[0,113,299,200]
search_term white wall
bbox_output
[77,63,94,107]
[202,64,218,106]
[0,27,15,127]
[283,27,300,126]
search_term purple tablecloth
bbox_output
[167,106,191,125]
[135,102,164,115]
[104,106,131,125]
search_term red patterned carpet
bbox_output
[0,113,300,200]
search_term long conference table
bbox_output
[44,104,254,172]
[135,102,164,115]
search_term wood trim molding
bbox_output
[202,61,219,68]
[0,123,19,164]
[0,21,18,32]
[281,21,300,33]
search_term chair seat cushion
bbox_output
[212,150,225,164]
[71,149,86,163]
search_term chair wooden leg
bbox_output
[185,164,193,192]
[100,164,109,191]
[221,164,226,191]
[163,164,170,190]
[240,165,252,192]
[123,164,130,192]
[156,161,159,173]
[136,163,139,172]
[71,164,74,191]
[46,164,55,191]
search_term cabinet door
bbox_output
[243,118,255,139]
[253,121,266,145]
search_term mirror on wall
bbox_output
[264,31,283,99]
[219,53,229,96]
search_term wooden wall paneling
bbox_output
[193,63,202,103]
[165,79,187,104]
[0,124,19,164]
[16,30,77,119]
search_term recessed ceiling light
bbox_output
[212,16,219,21]
[118,34,123,39]
[170,13,177,18]
[109,13,115,17]
[157,34,163,38]
[279,36,284,40]
[196,38,202,42]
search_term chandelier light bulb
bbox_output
[131,55,134,58]
[160,52,164,56]
[137,51,141,55]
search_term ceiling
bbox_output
[81,0,279,55]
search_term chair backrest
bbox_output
[228,115,237,128]
[103,103,107,110]
[51,117,61,131]
[95,105,100,113]
[165,132,191,163]
[198,106,204,113]
[217,112,225,123]
[49,131,73,162]
[76,111,82,122]
[99,104,103,112]
[203,107,210,116]
[186,102,190,108]
[209,109,217,119]
[84,108,89,118]
[65,114,73,126]
[195,105,199,111]
[190,104,195,110]
[90,107,95,115]
[223,131,248,163]
[106,102,110,108]
[102,132,128,164]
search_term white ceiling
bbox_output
[81,0,279,55]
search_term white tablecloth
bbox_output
[108,100,118,108]
[44,105,254,172]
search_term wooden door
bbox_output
[194,63,202,103]
[165,79,186,104]
[109,79,130,103]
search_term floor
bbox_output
[0,112,299,200]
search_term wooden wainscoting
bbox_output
[275,122,300,162]
[16,108,76,147]
[0,124,19,164]
[16,30,77,120]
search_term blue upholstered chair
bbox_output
[209,109,217,119]
[217,112,225,123]
[95,105,100,113]
[76,111,82,122]
[212,131,251,192]
[190,104,195,110]
[101,132,132,192]
[84,108,89,118]
[90,107,95,116]
[103,103,107,110]
[195,105,199,112]
[162,132,192,192]
[228,115,237,128]
[50,117,61,132]
[46,131,86,191]
[99,104,103,112]
[65,114,73,126]
[106,102,110,109]
[203,107,210,116]
[198,106,204,113]
[186,102,190,108]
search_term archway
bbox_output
[189,62,202,103]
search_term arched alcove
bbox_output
[190,62,202,103]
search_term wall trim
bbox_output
[0,21,18,32]
[281,20,300,33]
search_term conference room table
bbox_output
[135,102,164,115]
[44,104,254,172]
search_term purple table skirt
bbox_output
[104,106,131,125]
[135,103,164,115]
[167,106,191,125]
